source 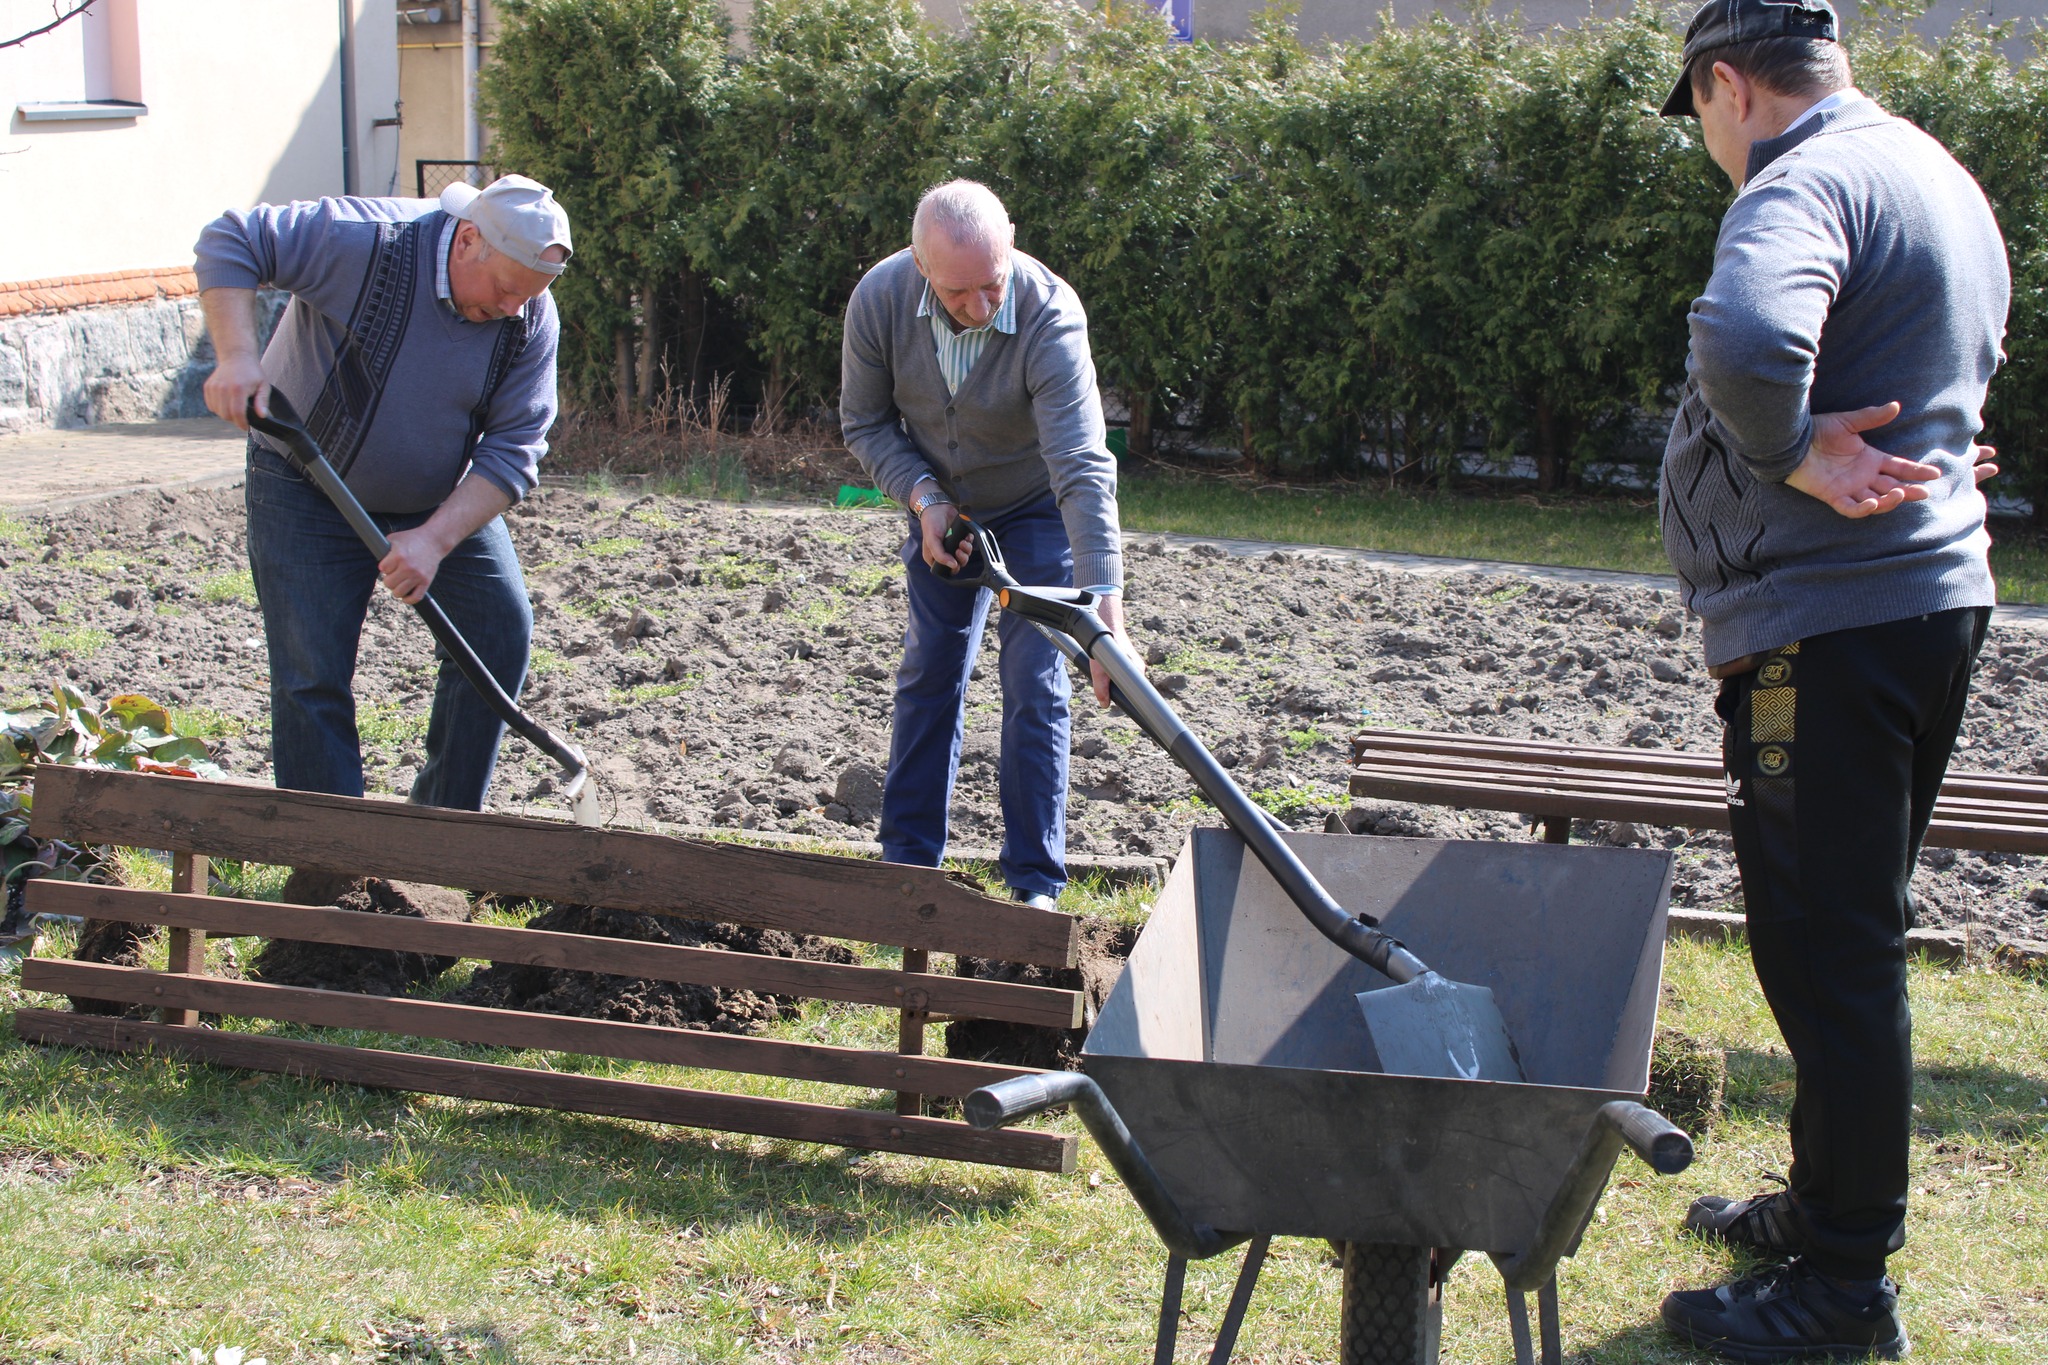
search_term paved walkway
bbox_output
[7,419,2046,629]
[0,418,246,512]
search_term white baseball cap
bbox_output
[441,174,573,276]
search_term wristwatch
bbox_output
[910,484,953,517]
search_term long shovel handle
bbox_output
[243,394,593,796]
[1041,596,1427,983]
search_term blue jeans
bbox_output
[878,496,1073,898]
[244,444,532,811]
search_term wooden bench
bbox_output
[15,765,1085,1173]
[1349,727,2048,856]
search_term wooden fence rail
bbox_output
[16,767,1082,1173]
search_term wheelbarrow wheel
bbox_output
[1339,1242,1440,1365]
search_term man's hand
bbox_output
[378,527,451,605]
[1090,593,1131,708]
[199,287,270,431]
[377,474,514,604]
[1972,441,1999,488]
[919,499,972,573]
[1786,402,1942,518]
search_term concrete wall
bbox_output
[2,0,400,283]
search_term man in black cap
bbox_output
[1655,0,2009,1357]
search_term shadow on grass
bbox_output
[0,1016,1036,1246]
[1719,1047,2048,1146]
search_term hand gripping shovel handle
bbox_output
[244,394,597,823]
[936,517,1425,984]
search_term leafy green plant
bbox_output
[1,687,223,934]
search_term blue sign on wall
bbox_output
[1150,0,1193,42]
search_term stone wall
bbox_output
[0,282,282,436]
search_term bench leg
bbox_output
[163,852,208,1027]
[1538,816,1571,845]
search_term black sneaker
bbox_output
[1686,1185,1805,1257]
[1661,1260,1907,1362]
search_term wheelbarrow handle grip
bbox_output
[1604,1099,1694,1176]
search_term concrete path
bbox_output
[0,418,246,512]
[7,418,2045,630]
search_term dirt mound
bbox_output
[945,917,1140,1072]
[248,872,472,997]
[67,916,161,1017]
[453,902,858,1031]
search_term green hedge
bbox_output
[481,0,2048,501]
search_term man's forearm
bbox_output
[201,287,262,366]
[419,473,515,554]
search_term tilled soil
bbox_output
[6,480,2048,946]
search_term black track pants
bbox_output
[1717,606,1988,1281]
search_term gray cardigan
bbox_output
[1659,96,2007,666]
[840,247,1123,591]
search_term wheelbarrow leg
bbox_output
[1504,1276,1562,1365]
[1155,1255,1188,1365]
[1538,1275,1562,1365]
[1505,1288,1535,1365]
[1151,1236,1273,1365]
[1206,1234,1270,1365]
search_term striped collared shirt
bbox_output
[918,265,1017,394]
[436,217,469,323]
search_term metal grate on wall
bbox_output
[415,160,494,199]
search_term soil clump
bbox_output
[453,902,857,1031]
[946,918,1140,1071]
[247,871,473,997]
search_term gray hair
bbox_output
[911,180,1011,256]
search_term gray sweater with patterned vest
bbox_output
[195,196,559,515]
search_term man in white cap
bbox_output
[195,175,572,810]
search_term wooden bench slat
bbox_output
[12,1008,1074,1173]
[20,959,1038,1099]
[27,767,1078,967]
[1351,748,2048,854]
[28,883,1083,1029]
[1352,728,2048,802]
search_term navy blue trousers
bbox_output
[878,496,1073,898]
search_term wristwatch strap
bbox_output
[910,485,953,517]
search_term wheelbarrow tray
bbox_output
[1084,828,1675,1253]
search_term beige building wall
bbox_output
[1,0,399,283]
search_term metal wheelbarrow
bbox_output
[947,527,1691,1364]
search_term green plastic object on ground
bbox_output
[835,484,888,509]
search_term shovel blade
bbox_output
[1356,971,1525,1082]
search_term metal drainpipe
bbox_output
[462,0,480,165]
[338,0,357,195]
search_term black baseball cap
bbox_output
[1660,0,1840,117]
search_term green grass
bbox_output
[1119,472,2048,606]
[0,512,30,548]
[583,535,645,559]
[527,647,573,678]
[355,702,429,746]
[1,934,2041,1361]
[609,677,700,705]
[35,626,111,658]
[197,570,258,607]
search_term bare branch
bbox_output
[1,0,99,52]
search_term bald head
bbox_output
[911,180,1012,257]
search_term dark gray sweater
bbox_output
[1659,96,2008,666]
[840,248,1123,592]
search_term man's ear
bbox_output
[1711,60,1751,121]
